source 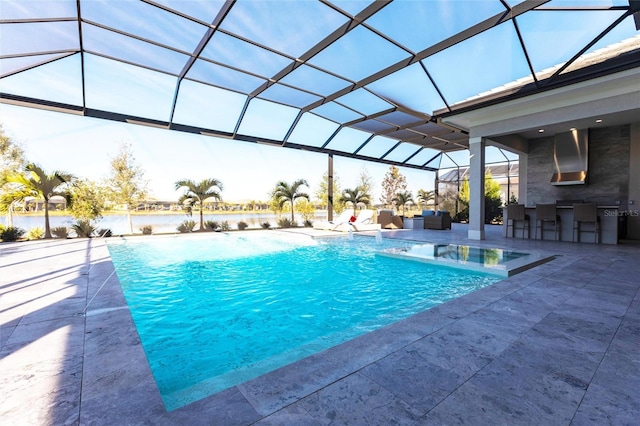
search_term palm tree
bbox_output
[272,179,309,223]
[0,184,31,227]
[174,178,223,231]
[392,190,415,217]
[340,186,371,216]
[5,163,73,238]
[417,189,435,208]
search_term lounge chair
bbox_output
[332,209,381,232]
[313,210,354,230]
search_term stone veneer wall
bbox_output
[526,125,630,207]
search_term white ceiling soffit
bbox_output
[442,67,640,140]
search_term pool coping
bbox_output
[1,226,639,424]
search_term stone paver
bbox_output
[1,225,638,425]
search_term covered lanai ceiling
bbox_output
[1,0,639,172]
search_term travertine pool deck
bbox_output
[1,224,638,425]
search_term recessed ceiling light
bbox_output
[596,119,603,123]
[538,129,544,133]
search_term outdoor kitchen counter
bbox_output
[503,205,620,244]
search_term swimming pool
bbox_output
[107,232,502,410]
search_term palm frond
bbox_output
[175,178,223,198]
[0,187,33,213]
[175,179,196,191]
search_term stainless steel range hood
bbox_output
[551,129,588,185]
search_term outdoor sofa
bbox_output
[422,210,452,230]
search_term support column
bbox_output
[327,154,334,221]
[456,166,461,218]
[627,122,640,239]
[518,152,528,206]
[434,170,439,211]
[468,137,486,240]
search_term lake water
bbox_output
[3,212,328,235]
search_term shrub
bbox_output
[261,222,271,229]
[204,220,219,231]
[219,221,230,231]
[0,226,25,242]
[96,229,112,238]
[237,221,248,230]
[52,227,69,239]
[177,220,196,233]
[140,225,153,235]
[303,219,313,228]
[72,220,97,238]
[26,227,44,240]
[277,218,297,228]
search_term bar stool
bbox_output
[535,204,560,240]
[506,204,530,239]
[573,203,600,243]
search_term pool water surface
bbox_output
[107,232,502,410]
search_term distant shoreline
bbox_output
[9,209,291,217]
[4,211,332,235]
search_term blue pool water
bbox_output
[107,232,502,410]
